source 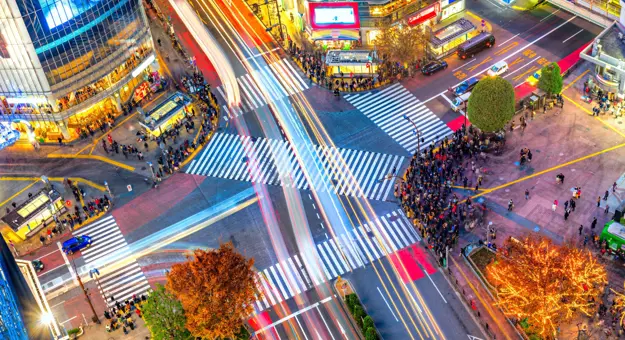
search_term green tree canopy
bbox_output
[142,284,193,340]
[537,62,563,96]
[373,24,426,65]
[467,76,515,132]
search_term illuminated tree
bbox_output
[486,235,607,339]
[166,243,259,339]
[373,24,427,65]
[611,283,625,327]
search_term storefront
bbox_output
[325,50,379,77]
[306,2,361,49]
[1,189,65,242]
[406,2,440,27]
[440,0,466,22]
[139,91,192,137]
[428,18,476,59]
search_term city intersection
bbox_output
[4,0,625,339]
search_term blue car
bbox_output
[62,236,92,255]
[454,77,479,97]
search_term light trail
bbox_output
[221,3,444,339]
[170,0,240,106]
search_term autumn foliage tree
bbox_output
[166,243,259,339]
[486,235,607,339]
[373,24,427,66]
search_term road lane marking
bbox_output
[503,56,540,80]
[498,33,520,48]
[39,263,66,276]
[36,248,60,260]
[58,241,77,284]
[541,8,560,21]
[452,58,476,72]
[563,29,584,43]
[466,56,492,72]
[425,14,579,105]
[494,41,518,56]
[294,315,310,340]
[507,56,525,68]
[512,65,539,82]
[563,69,590,91]
[0,179,38,209]
[377,286,399,322]
[316,305,337,340]
[245,47,280,60]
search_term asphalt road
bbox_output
[7,0,606,338]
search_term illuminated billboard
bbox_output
[40,0,102,29]
[308,2,360,30]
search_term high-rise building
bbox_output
[0,237,51,339]
[0,0,156,142]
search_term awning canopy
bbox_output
[310,29,360,41]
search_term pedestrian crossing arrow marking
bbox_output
[467,335,485,340]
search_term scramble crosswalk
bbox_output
[187,133,404,201]
[215,58,310,120]
[251,209,423,313]
[74,216,151,307]
[344,83,453,153]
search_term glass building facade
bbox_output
[0,0,155,142]
[0,237,49,339]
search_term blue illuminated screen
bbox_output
[39,0,102,29]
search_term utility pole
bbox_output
[274,0,284,41]
[403,115,422,155]
[72,260,100,324]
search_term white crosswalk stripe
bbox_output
[215,59,309,120]
[187,133,403,201]
[344,83,453,153]
[251,209,423,314]
[73,216,150,307]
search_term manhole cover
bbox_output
[505,189,510,192]
[499,177,504,180]
[571,169,576,172]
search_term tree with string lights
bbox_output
[486,235,607,339]
[611,283,625,328]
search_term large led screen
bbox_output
[308,2,360,30]
[314,7,355,25]
[39,0,102,29]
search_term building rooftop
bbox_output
[599,23,625,61]
[325,50,376,64]
[141,91,192,130]
[429,18,476,47]
[1,189,61,231]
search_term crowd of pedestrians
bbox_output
[99,69,218,186]
[396,126,497,265]
[104,294,147,334]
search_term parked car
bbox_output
[421,60,448,75]
[457,32,496,59]
[527,70,542,86]
[487,61,509,77]
[32,259,44,272]
[62,236,92,255]
[452,92,472,112]
[454,77,479,97]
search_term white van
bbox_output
[487,61,509,77]
[452,92,471,112]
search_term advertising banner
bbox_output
[308,2,360,30]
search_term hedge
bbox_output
[345,293,378,340]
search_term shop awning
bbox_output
[311,29,360,41]
[408,10,437,26]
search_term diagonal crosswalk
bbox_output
[187,133,404,201]
[344,83,453,153]
[215,58,310,120]
[74,216,151,307]
[251,209,426,313]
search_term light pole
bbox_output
[90,268,110,312]
[147,161,156,180]
[103,181,112,196]
[403,115,422,155]
[71,260,100,324]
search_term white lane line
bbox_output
[563,29,584,43]
[294,315,310,340]
[424,269,448,303]
[422,15,577,105]
[502,56,541,79]
[36,249,60,260]
[541,9,560,22]
[58,241,77,283]
[254,299,331,335]
[316,305,337,340]
[377,286,399,322]
[452,58,476,72]
[498,33,520,48]
[245,47,280,60]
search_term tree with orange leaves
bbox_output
[486,235,606,339]
[166,243,259,339]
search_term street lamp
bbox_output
[403,115,422,155]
